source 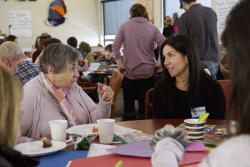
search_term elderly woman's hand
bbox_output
[97,83,114,102]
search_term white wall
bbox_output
[0,0,100,49]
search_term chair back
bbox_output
[145,88,154,119]
[109,70,124,117]
[77,77,97,94]
[218,80,231,113]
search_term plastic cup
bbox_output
[184,119,206,140]
[97,119,115,144]
[49,120,68,142]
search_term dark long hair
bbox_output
[159,34,201,111]
[222,0,250,135]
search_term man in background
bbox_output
[179,0,219,78]
[0,41,39,84]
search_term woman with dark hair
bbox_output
[113,3,165,120]
[151,1,250,166]
[20,43,113,139]
[153,34,225,119]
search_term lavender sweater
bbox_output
[112,17,165,79]
[20,74,111,139]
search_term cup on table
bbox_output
[184,119,206,140]
[97,119,115,144]
[49,120,68,142]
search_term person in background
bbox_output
[34,37,61,65]
[162,16,174,38]
[5,35,17,42]
[172,12,179,33]
[95,44,116,65]
[32,33,51,63]
[112,3,165,120]
[178,0,219,78]
[79,41,95,63]
[0,66,39,167]
[67,36,78,48]
[151,0,250,166]
[20,43,114,139]
[153,34,225,119]
[0,41,39,84]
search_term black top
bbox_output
[0,144,39,167]
[163,26,174,38]
[153,73,225,119]
[179,4,219,64]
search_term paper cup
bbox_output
[97,119,115,144]
[184,119,206,140]
[49,120,68,142]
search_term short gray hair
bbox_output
[0,41,25,61]
[40,43,80,74]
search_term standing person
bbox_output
[162,16,174,38]
[151,0,250,166]
[178,0,219,78]
[112,3,165,120]
[0,66,39,167]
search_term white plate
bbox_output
[14,141,66,157]
[67,124,99,137]
[185,125,205,130]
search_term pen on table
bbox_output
[114,160,123,167]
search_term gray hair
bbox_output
[40,43,80,74]
[0,41,25,61]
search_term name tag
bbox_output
[191,106,206,118]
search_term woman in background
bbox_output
[112,3,165,120]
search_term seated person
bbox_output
[151,2,250,166]
[153,34,225,119]
[34,37,61,65]
[95,44,116,65]
[0,66,39,167]
[0,41,39,85]
[20,43,114,139]
[78,41,95,63]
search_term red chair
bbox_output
[145,88,154,119]
[218,80,232,114]
[108,70,124,117]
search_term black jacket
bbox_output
[0,144,39,167]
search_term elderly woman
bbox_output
[20,43,114,139]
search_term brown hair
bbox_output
[130,3,149,20]
[0,66,22,147]
[222,0,250,134]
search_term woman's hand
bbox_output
[97,83,114,102]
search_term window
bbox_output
[102,0,132,45]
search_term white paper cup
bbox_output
[97,119,115,144]
[49,120,68,142]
